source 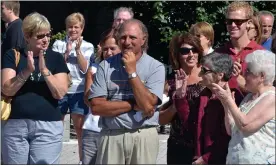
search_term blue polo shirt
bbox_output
[262,37,272,51]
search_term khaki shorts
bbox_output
[96,127,159,164]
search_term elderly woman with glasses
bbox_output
[211,50,275,164]
[195,52,244,164]
[1,12,69,164]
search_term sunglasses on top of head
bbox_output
[36,32,52,40]
[179,47,198,55]
[225,18,249,26]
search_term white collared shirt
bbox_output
[52,37,94,94]
[207,47,214,54]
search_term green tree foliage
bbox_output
[49,30,67,47]
[152,1,276,48]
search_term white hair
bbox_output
[113,7,134,19]
[245,50,275,85]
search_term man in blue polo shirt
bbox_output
[89,19,165,164]
[258,10,274,50]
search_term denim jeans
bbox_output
[1,119,63,164]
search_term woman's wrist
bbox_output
[76,50,82,55]
[21,69,32,80]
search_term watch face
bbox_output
[132,73,137,77]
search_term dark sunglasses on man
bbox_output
[36,32,52,40]
[225,18,249,26]
[179,47,198,55]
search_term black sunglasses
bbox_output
[225,18,249,26]
[179,47,198,55]
[36,33,51,40]
[200,67,214,75]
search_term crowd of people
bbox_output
[1,1,275,165]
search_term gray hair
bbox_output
[200,52,234,81]
[114,7,134,19]
[245,50,275,85]
[116,19,149,51]
[258,10,275,22]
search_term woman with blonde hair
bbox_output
[52,12,94,164]
[1,12,69,164]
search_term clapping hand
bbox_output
[75,36,83,52]
[173,68,188,99]
[38,50,48,73]
[210,83,234,102]
[232,58,242,77]
[27,51,35,73]
[66,37,73,53]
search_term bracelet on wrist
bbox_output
[17,74,26,83]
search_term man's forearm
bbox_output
[90,100,132,117]
[129,76,156,113]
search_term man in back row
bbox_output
[258,10,274,50]
[89,19,165,164]
[1,1,25,57]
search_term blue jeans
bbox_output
[1,119,63,164]
[58,92,88,115]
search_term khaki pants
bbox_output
[96,127,159,164]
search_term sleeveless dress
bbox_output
[226,90,275,164]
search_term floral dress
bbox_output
[226,90,275,164]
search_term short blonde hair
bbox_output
[65,12,85,28]
[226,1,253,19]
[22,12,51,38]
[189,21,214,46]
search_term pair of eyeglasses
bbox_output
[225,18,249,26]
[245,68,253,75]
[179,47,198,55]
[200,67,214,75]
[36,33,51,40]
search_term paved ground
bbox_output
[60,134,169,164]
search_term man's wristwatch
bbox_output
[128,72,137,79]
[42,70,52,77]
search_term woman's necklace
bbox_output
[30,72,41,81]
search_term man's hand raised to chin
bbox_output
[122,52,136,74]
